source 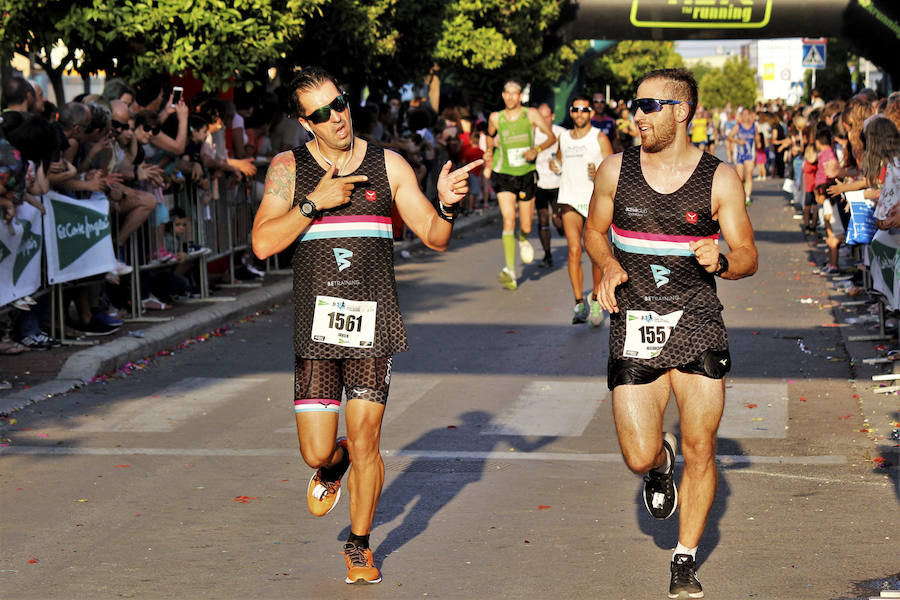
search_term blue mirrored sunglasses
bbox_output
[631,98,693,114]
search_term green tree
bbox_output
[1,0,325,103]
[583,41,684,100]
[698,56,757,109]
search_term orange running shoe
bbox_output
[306,437,350,517]
[343,542,381,584]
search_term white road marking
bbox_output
[480,380,605,436]
[0,445,847,466]
[71,377,267,432]
[719,383,788,439]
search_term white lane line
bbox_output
[72,377,267,432]
[725,469,892,487]
[719,383,788,439]
[0,445,847,465]
[480,380,605,437]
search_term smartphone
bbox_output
[172,86,183,105]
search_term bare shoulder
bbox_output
[598,152,623,179]
[270,149,296,168]
[712,160,744,191]
[384,147,414,173]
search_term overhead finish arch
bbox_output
[558,0,899,83]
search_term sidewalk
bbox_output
[0,206,502,414]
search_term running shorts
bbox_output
[492,171,537,201]
[294,356,393,412]
[535,187,559,212]
[607,348,731,390]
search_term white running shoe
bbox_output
[519,238,534,264]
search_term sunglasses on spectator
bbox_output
[570,106,592,113]
[302,92,349,124]
[631,98,693,114]
[139,124,161,135]
[111,120,131,131]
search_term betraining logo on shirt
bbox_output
[651,264,670,288]
[333,247,353,271]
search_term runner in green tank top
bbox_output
[485,78,556,290]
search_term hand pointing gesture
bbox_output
[308,165,369,212]
[436,159,484,207]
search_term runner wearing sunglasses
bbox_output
[484,79,557,290]
[555,93,612,326]
[251,66,481,586]
[585,68,757,599]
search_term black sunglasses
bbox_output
[570,106,591,113]
[302,92,349,124]
[139,124,161,135]
[631,98,693,114]
[111,119,131,131]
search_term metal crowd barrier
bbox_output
[1,164,281,348]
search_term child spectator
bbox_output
[814,128,843,274]
[459,129,484,214]
[802,144,818,233]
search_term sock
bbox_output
[517,229,528,242]
[673,542,697,560]
[319,445,350,482]
[539,225,550,254]
[652,444,671,474]
[591,293,598,302]
[502,231,516,270]
[347,532,370,550]
[574,298,583,306]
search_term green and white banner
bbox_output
[43,191,116,284]
[866,229,900,312]
[0,201,43,307]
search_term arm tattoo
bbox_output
[264,154,295,203]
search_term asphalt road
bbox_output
[1,180,897,600]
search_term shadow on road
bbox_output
[339,410,557,568]
[635,437,745,570]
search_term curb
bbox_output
[0,206,499,414]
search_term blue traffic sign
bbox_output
[802,43,826,70]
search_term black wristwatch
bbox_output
[714,253,729,277]
[437,201,459,223]
[299,197,319,219]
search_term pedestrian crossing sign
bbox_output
[802,44,826,69]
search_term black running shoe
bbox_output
[668,554,703,598]
[643,432,678,519]
[539,254,553,269]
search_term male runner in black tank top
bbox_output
[251,66,482,586]
[585,69,757,599]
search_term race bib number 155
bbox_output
[623,310,683,359]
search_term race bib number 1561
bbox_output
[311,295,377,348]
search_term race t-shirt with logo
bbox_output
[493,109,535,176]
[534,123,565,189]
[558,127,605,218]
[608,146,727,367]
[291,143,408,359]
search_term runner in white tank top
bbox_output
[557,93,613,327]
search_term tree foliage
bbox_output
[1,0,584,105]
[583,41,684,101]
[698,56,757,109]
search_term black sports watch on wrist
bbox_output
[714,253,729,277]
[299,197,319,219]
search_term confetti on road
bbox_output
[232,496,259,504]
[538,505,551,510]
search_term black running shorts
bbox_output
[535,187,559,212]
[607,348,731,390]
[294,356,393,411]
[492,171,537,201]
